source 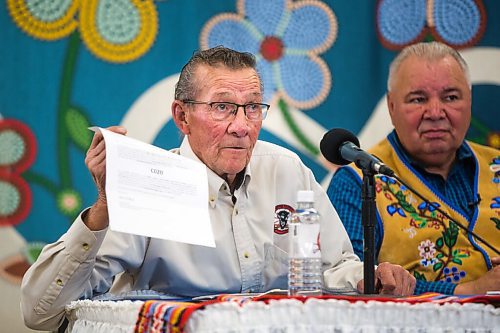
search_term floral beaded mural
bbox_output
[1,0,500,331]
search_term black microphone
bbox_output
[320,128,394,176]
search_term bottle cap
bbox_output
[297,190,314,203]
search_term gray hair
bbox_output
[175,46,260,101]
[387,42,471,92]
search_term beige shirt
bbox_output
[21,139,363,331]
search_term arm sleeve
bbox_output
[414,279,457,295]
[20,211,109,331]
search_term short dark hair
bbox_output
[174,46,260,101]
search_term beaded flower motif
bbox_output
[0,118,36,227]
[200,0,337,109]
[376,0,486,50]
[7,0,158,63]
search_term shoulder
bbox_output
[368,137,395,160]
[466,140,500,157]
[169,147,181,155]
[332,166,362,183]
[250,140,313,180]
[251,140,303,162]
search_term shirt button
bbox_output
[82,243,90,251]
[244,252,249,258]
[234,209,238,215]
[56,279,64,286]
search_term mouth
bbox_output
[223,146,247,151]
[420,129,449,139]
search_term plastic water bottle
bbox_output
[288,190,322,296]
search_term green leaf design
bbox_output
[452,258,463,265]
[433,262,443,271]
[413,271,427,281]
[400,201,417,213]
[436,237,444,249]
[491,217,500,230]
[395,190,405,201]
[443,231,451,248]
[66,106,93,150]
[443,222,459,248]
[410,213,419,220]
[436,252,444,259]
[449,222,459,247]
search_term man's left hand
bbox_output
[357,262,416,296]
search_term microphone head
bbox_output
[320,128,360,165]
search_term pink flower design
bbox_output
[418,239,436,260]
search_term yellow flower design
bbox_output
[7,0,158,63]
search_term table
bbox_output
[65,293,500,333]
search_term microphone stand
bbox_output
[361,168,376,294]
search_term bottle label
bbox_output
[289,223,321,258]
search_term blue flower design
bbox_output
[377,0,486,50]
[490,157,500,183]
[443,266,466,283]
[420,258,437,267]
[387,204,406,217]
[200,0,337,109]
[491,197,500,209]
[418,201,441,212]
[380,175,396,184]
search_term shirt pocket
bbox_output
[262,243,289,290]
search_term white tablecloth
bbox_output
[66,297,500,333]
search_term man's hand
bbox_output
[357,262,416,296]
[83,126,127,231]
[454,256,500,294]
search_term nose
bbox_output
[228,105,250,137]
[424,99,446,119]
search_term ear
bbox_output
[386,92,396,125]
[172,100,190,135]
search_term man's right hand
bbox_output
[83,126,127,231]
[454,256,500,294]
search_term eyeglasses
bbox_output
[182,100,270,121]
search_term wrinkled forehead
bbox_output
[193,64,263,99]
[395,55,469,89]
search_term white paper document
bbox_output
[90,127,215,247]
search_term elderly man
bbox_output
[21,46,415,331]
[327,41,500,295]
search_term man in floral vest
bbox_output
[327,41,500,295]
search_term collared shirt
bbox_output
[327,130,477,295]
[21,138,362,331]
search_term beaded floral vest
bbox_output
[350,137,500,284]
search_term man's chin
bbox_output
[420,137,454,151]
[221,160,247,174]
[419,145,457,165]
